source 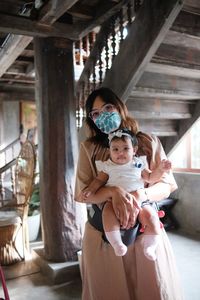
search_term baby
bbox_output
[79,129,171,260]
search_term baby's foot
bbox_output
[113,244,127,256]
[144,246,157,261]
[141,235,160,261]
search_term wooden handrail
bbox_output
[0,138,21,168]
[0,159,16,174]
[75,0,143,127]
[0,138,20,154]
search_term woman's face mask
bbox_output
[94,111,121,134]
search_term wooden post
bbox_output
[0,101,3,147]
[34,37,83,261]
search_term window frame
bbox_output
[169,118,200,173]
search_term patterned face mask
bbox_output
[94,111,121,134]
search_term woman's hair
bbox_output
[84,87,138,145]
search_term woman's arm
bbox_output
[133,182,172,204]
[78,184,139,228]
[78,171,109,201]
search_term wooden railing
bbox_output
[0,138,20,167]
[0,159,16,205]
[75,0,144,128]
[0,138,21,202]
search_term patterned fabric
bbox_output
[94,111,121,134]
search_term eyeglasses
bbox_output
[89,103,116,121]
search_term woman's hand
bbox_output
[110,187,140,229]
[132,189,148,203]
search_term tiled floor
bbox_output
[1,231,200,300]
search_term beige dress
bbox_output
[75,132,184,300]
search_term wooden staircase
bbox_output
[75,0,200,155]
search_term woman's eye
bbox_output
[104,104,114,112]
[92,111,99,119]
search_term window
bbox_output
[169,118,200,173]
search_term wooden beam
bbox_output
[153,43,200,69]
[130,87,200,100]
[0,1,127,39]
[76,0,128,38]
[0,91,35,102]
[137,71,200,96]
[164,30,200,51]
[146,62,200,79]
[164,100,200,154]
[103,0,183,101]
[130,111,191,120]
[0,14,79,39]
[0,1,126,83]
[126,99,192,119]
[0,75,35,85]
[39,0,79,24]
[0,1,82,80]
[172,10,200,37]
[127,97,196,105]
[184,0,200,15]
[0,82,34,92]
[6,65,26,75]
[0,34,32,77]
[136,119,177,137]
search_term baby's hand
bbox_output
[82,189,92,198]
[78,189,92,202]
[160,159,172,171]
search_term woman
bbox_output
[75,87,183,300]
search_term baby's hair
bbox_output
[109,128,138,147]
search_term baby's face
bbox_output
[110,138,137,165]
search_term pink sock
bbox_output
[141,235,160,261]
[106,230,127,256]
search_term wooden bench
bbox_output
[157,198,179,231]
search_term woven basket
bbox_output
[0,225,21,266]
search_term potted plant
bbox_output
[28,184,40,242]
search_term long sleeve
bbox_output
[137,132,178,192]
[75,140,109,199]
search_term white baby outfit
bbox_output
[95,156,147,191]
[96,155,160,260]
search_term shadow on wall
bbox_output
[172,172,200,237]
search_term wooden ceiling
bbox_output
[0,0,200,154]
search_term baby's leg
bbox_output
[139,204,161,235]
[139,204,161,261]
[102,202,127,256]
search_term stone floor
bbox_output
[5,273,82,300]
[0,231,200,300]
[168,231,200,300]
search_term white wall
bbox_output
[171,172,200,237]
[0,102,20,167]
[3,101,20,146]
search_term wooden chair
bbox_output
[0,141,36,265]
